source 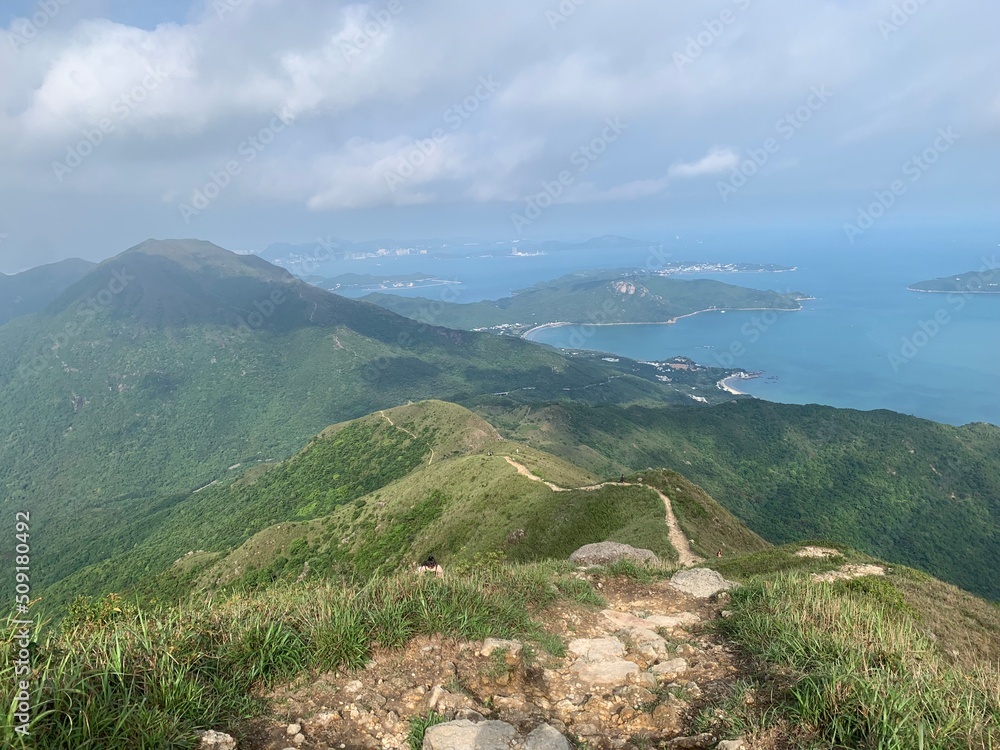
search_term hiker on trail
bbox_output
[716,549,723,558]
[418,555,444,577]
[620,473,625,483]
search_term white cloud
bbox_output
[667,148,740,179]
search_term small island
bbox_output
[320,272,459,292]
[909,270,1000,294]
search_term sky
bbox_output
[0,0,998,271]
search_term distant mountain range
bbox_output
[0,257,95,326]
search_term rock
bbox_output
[525,722,572,750]
[423,719,517,750]
[794,546,840,558]
[601,609,650,630]
[292,734,305,746]
[569,542,659,566]
[570,659,639,687]
[635,671,657,689]
[567,637,626,663]
[198,731,237,750]
[669,568,738,599]
[717,740,747,750]
[651,658,688,680]
[427,685,446,711]
[618,685,655,706]
[285,723,301,736]
[811,564,886,583]
[454,708,485,723]
[651,702,682,731]
[480,638,523,661]
[644,612,700,630]
[669,734,717,749]
[622,627,668,663]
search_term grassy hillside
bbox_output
[0,241,737,596]
[478,399,1000,600]
[364,268,804,332]
[0,257,95,326]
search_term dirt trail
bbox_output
[379,411,433,464]
[503,456,702,566]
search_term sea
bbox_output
[314,227,1000,427]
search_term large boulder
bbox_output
[669,568,738,599]
[570,542,658,566]
[423,719,517,750]
[525,723,572,750]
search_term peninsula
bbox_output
[909,269,1000,293]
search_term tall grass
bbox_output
[720,575,999,749]
[1,564,573,750]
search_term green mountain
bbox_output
[44,400,767,610]
[364,269,804,333]
[0,257,95,326]
[0,240,736,596]
[478,399,1000,600]
[909,268,1000,293]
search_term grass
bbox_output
[718,574,1000,749]
[1,562,589,750]
[407,711,447,750]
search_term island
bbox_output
[318,272,459,292]
[363,268,808,336]
[909,270,1000,294]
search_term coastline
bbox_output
[907,287,1000,294]
[718,375,750,396]
[520,304,803,340]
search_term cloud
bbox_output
[0,0,997,266]
[667,148,740,179]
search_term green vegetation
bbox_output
[2,563,592,750]
[482,399,1000,599]
[909,269,1000,293]
[0,257,95,326]
[365,268,804,332]
[718,574,999,748]
[0,242,737,599]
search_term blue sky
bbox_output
[0,0,998,271]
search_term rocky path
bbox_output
[240,570,747,750]
[503,457,702,567]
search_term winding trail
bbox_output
[503,456,702,566]
[379,411,434,465]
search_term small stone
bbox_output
[286,723,301,736]
[292,734,305,746]
[198,731,237,750]
[480,638,523,660]
[669,733,717,749]
[524,722,571,750]
[651,658,688,680]
[717,740,747,750]
[427,685,446,711]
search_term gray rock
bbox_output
[567,637,626,663]
[525,723,571,750]
[717,740,747,750]
[480,638,523,660]
[669,568,738,599]
[570,659,639,687]
[651,657,688,680]
[423,719,517,750]
[570,542,659,566]
[198,731,237,750]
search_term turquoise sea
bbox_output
[326,228,1000,426]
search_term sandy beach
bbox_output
[718,375,749,396]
